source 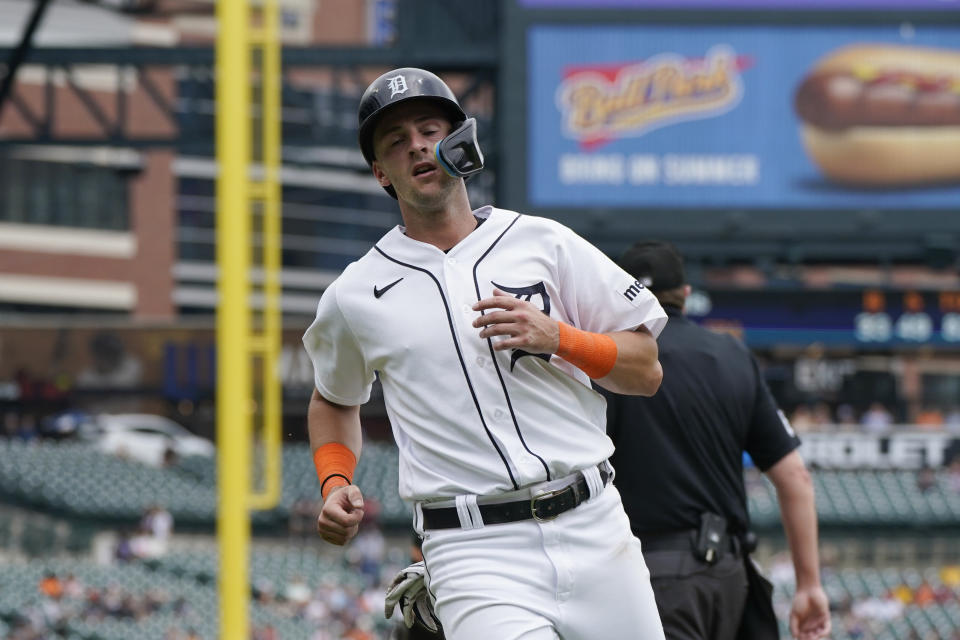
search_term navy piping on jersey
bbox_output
[372,244,520,491]
[472,213,552,482]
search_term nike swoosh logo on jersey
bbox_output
[374,278,404,298]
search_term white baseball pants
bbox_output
[418,483,666,640]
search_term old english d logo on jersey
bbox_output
[387,74,408,99]
[491,280,552,371]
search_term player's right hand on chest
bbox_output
[316,485,365,545]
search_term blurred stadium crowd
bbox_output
[789,402,960,434]
[2,428,960,639]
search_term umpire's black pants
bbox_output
[642,550,749,640]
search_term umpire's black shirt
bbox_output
[603,305,800,537]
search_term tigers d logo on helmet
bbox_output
[386,74,409,98]
[357,67,466,168]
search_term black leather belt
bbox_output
[422,464,610,530]
[639,530,740,556]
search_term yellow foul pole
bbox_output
[215,0,251,637]
[248,0,282,511]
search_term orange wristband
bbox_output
[555,322,618,379]
[313,442,357,500]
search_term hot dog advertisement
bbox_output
[794,44,960,187]
[527,24,960,209]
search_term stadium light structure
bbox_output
[76,0,159,13]
[0,0,53,117]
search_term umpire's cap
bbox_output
[357,67,466,167]
[618,241,686,292]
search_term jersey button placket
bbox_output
[441,258,470,348]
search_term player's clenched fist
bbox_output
[472,288,560,354]
[790,585,832,640]
[317,485,365,545]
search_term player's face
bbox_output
[371,101,459,209]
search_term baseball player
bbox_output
[303,67,668,640]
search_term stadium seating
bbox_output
[0,545,399,640]
[150,544,368,591]
[0,439,412,530]
[3,439,960,533]
[0,440,217,523]
[746,468,960,529]
[3,438,960,639]
[3,552,957,640]
[772,564,960,640]
[0,557,219,639]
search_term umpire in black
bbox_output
[603,241,831,640]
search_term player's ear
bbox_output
[371,161,391,189]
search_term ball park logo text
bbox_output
[555,45,751,148]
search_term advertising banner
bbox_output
[798,432,959,469]
[528,24,960,208]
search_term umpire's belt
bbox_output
[420,462,611,531]
[639,530,740,557]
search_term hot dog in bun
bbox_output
[794,44,960,187]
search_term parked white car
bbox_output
[85,414,214,466]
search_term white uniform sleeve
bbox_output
[301,281,375,406]
[555,223,667,338]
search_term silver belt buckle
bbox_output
[531,487,567,522]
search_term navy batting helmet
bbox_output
[357,67,466,167]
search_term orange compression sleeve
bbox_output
[555,322,618,379]
[313,442,357,500]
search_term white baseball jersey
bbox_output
[303,206,666,502]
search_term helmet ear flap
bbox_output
[434,118,484,178]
